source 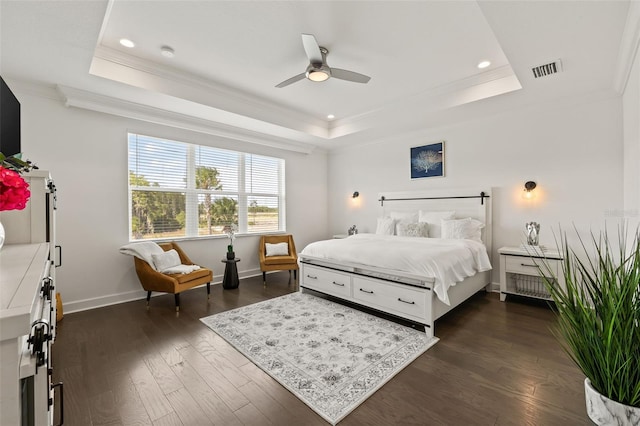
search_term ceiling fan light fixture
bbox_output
[307,69,330,82]
[276,34,369,88]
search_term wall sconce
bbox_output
[351,191,361,207]
[523,181,537,199]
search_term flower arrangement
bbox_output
[0,167,31,211]
[0,152,37,211]
[223,224,238,253]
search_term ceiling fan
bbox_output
[276,34,371,88]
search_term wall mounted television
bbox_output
[0,76,21,157]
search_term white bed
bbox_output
[298,189,493,338]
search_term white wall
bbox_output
[7,83,628,309]
[623,40,640,227]
[328,94,624,284]
[13,90,329,312]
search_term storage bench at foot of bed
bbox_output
[300,262,434,338]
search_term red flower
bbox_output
[0,166,31,211]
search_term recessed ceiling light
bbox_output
[477,60,491,69]
[161,46,175,58]
[119,38,135,48]
[327,114,335,120]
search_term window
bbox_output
[128,133,285,241]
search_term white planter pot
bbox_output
[585,378,640,425]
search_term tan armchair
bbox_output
[133,242,213,311]
[259,235,298,286]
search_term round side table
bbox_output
[221,258,241,289]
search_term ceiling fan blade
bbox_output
[301,33,323,64]
[331,68,371,84]
[275,72,306,88]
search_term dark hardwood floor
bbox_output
[52,273,590,425]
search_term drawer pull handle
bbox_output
[359,288,374,294]
[520,263,539,268]
[306,275,318,279]
[332,281,345,287]
[398,298,415,305]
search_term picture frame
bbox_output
[410,141,445,179]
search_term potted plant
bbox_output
[542,226,639,425]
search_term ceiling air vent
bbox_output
[531,59,562,78]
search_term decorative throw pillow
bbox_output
[418,210,456,238]
[389,212,419,235]
[266,242,289,257]
[441,218,485,242]
[375,217,396,235]
[396,221,429,238]
[152,249,181,272]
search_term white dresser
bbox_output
[0,170,61,425]
[0,243,59,426]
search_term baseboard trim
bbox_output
[61,270,480,314]
[63,268,265,314]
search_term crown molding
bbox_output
[2,77,64,102]
[91,46,329,138]
[57,84,318,154]
[89,46,523,144]
[327,84,617,154]
[613,0,640,94]
[327,64,521,139]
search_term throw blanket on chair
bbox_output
[119,241,202,274]
[161,264,201,274]
[119,241,164,269]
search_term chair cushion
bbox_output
[263,255,296,266]
[166,267,212,284]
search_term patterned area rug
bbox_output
[200,292,438,424]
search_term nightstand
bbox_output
[498,246,565,302]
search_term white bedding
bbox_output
[299,233,492,305]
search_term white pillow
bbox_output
[441,218,485,243]
[418,211,456,238]
[389,211,418,222]
[396,222,429,238]
[265,242,289,256]
[375,217,396,235]
[152,249,182,272]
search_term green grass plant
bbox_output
[543,226,639,408]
